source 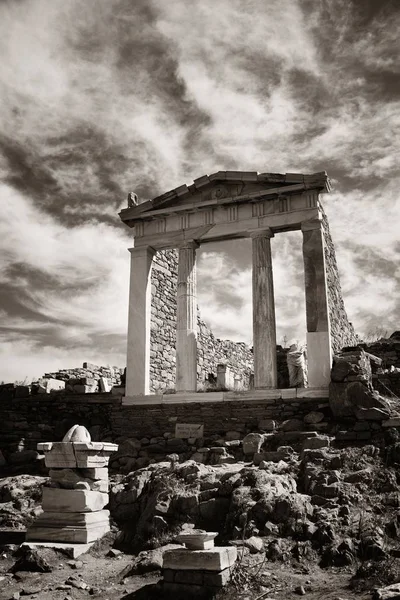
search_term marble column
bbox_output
[302,219,332,387]
[176,241,198,392]
[126,246,155,396]
[252,229,277,388]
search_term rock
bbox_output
[107,549,122,558]
[199,498,230,529]
[10,547,52,573]
[331,357,354,382]
[374,583,400,599]
[66,575,89,590]
[263,521,279,536]
[121,544,182,576]
[258,420,276,431]
[281,419,304,432]
[244,536,264,553]
[356,407,390,420]
[225,431,242,441]
[304,411,324,424]
[242,433,264,456]
[302,436,330,451]
[295,585,306,595]
[38,378,65,393]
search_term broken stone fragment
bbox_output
[49,468,108,491]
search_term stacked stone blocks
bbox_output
[26,425,117,544]
[163,531,237,597]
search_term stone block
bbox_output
[99,377,112,392]
[383,419,400,428]
[26,522,109,544]
[356,407,390,420]
[163,582,209,598]
[31,509,109,527]
[42,488,108,513]
[203,567,232,587]
[304,411,324,424]
[174,569,204,585]
[163,547,237,572]
[38,378,65,394]
[21,542,94,559]
[302,436,330,451]
[39,443,77,468]
[242,433,264,455]
[49,469,108,491]
[258,419,276,431]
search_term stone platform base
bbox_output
[163,567,232,587]
[21,541,94,559]
[26,509,110,543]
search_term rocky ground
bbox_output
[3,431,400,599]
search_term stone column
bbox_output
[302,219,332,387]
[126,246,155,396]
[251,229,277,388]
[176,241,198,392]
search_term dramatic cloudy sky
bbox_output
[0,0,399,382]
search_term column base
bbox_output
[307,331,332,388]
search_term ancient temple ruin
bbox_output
[119,171,357,400]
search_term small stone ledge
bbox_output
[123,388,329,406]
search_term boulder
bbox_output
[242,433,264,456]
[244,536,264,553]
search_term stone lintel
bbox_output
[301,217,323,231]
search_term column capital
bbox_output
[249,227,274,240]
[128,246,156,257]
[178,240,199,250]
[301,218,323,232]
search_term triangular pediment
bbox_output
[119,170,330,225]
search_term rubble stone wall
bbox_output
[319,201,358,353]
[0,389,329,462]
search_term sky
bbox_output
[0,0,399,382]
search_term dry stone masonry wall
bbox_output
[319,202,358,353]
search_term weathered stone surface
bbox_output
[303,411,324,424]
[244,536,264,553]
[374,582,400,599]
[10,546,52,573]
[252,230,277,388]
[63,425,91,443]
[49,469,108,491]
[42,488,109,513]
[38,378,65,394]
[242,433,264,455]
[302,436,330,451]
[163,546,237,571]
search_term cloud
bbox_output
[0,0,399,381]
[197,231,307,346]
[0,184,130,381]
